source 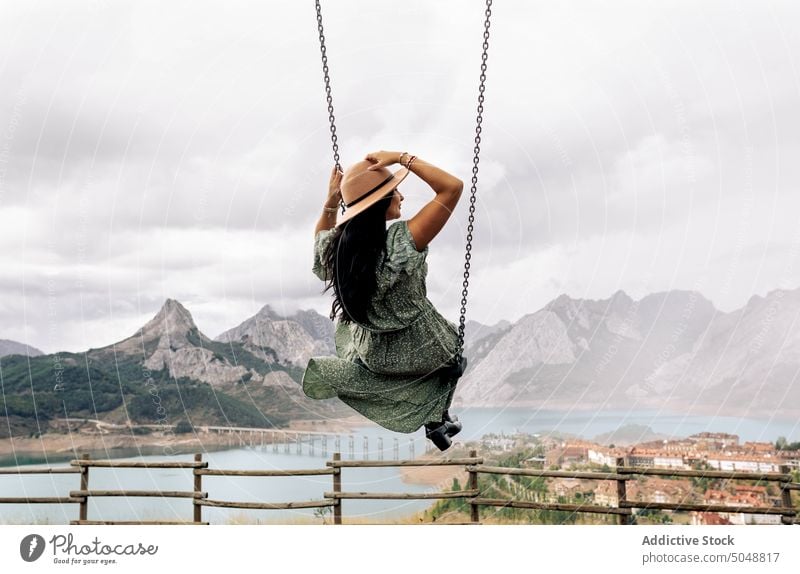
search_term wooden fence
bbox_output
[1,451,797,525]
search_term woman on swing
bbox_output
[302,150,466,450]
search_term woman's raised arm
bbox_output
[314,166,343,236]
[365,151,463,251]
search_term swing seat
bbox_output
[315,1,491,417]
[352,354,468,379]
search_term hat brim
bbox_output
[335,167,410,227]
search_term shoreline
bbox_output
[398,453,470,489]
[1,420,468,491]
[0,416,367,466]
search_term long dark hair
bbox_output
[322,194,394,325]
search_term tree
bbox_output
[175,420,193,434]
[313,504,331,525]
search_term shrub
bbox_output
[175,420,193,434]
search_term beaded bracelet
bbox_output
[406,155,417,169]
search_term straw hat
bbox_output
[336,160,409,227]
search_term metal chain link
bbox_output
[315,0,345,214]
[455,0,492,362]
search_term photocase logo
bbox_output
[20,534,46,562]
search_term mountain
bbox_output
[214,304,335,366]
[108,298,256,387]
[454,288,800,418]
[0,339,44,358]
[290,308,336,347]
[5,287,798,439]
[464,319,511,347]
[463,319,513,367]
[0,299,344,439]
[636,288,800,417]
[593,424,670,446]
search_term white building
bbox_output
[705,456,782,472]
[653,454,690,469]
[588,448,618,467]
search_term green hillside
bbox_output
[0,343,317,439]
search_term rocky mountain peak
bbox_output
[133,298,199,341]
[548,293,575,309]
[214,305,335,366]
[291,308,336,342]
[611,288,629,298]
[610,289,632,304]
[256,304,282,320]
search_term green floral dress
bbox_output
[302,220,460,433]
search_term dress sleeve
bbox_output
[383,221,428,282]
[312,228,335,281]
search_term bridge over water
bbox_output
[59,419,424,459]
[198,425,421,459]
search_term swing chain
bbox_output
[316,0,492,359]
[456,0,492,363]
[315,0,345,214]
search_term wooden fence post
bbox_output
[468,449,480,524]
[193,453,203,524]
[332,452,342,525]
[615,456,629,525]
[779,465,794,525]
[79,453,90,522]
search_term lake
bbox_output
[1,407,797,524]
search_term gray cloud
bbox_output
[2,0,800,353]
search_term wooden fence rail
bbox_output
[0,450,797,525]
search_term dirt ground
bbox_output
[398,447,472,489]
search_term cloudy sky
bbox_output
[2,0,799,354]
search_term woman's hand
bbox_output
[365,150,401,171]
[326,166,343,207]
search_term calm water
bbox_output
[0,441,434,525]
[1,408,797,524]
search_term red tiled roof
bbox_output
[696,512,731,525]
